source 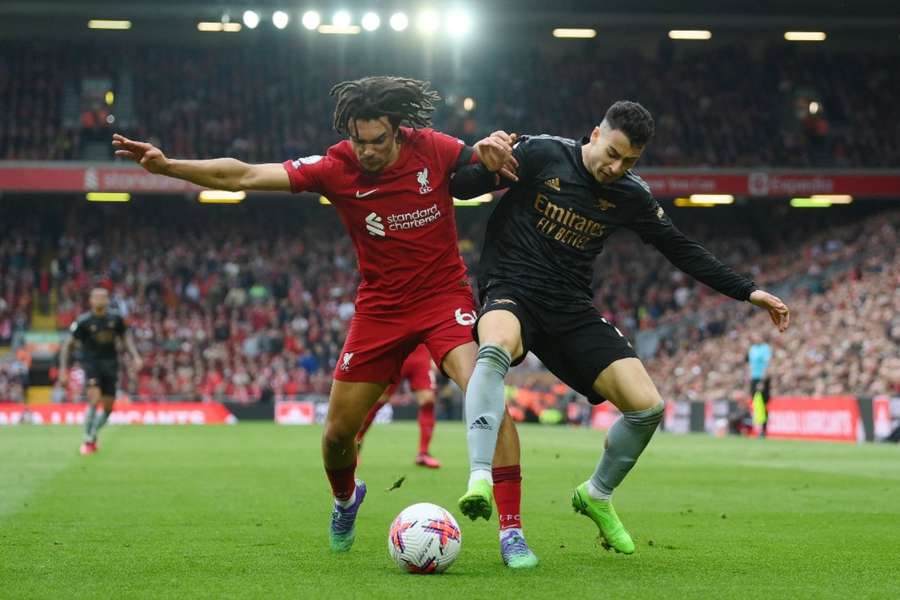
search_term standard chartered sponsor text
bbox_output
[386,203,442,230]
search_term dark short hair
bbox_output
[603,100,655,148]
[330,76,440,137]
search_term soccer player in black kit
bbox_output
[59,288,142,455]
[452,101,790,555]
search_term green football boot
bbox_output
[458,478,493,521]
[572,482,635,555]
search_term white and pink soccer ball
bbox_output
[388,503,462,574]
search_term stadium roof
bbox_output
[4,0,899,19]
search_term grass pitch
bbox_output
[1,422,898,599]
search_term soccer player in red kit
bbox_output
[356,344,441,468]
[112,77,538,568]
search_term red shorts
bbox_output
[386,344,435,396]
[333,288,477,384]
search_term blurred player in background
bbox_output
[356,344,441,468]
[452,101,790,555]
[58,288,142,455]
[356,345,441,469]
[112,76,538,568]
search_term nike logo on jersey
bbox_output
[356,189,378,198]
[544,178,561,192]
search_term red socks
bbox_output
[325,463,357,502]
[493,465,522,531]
[418,402,435,455]
[356,400,386,443]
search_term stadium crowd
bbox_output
[648,211,900,402]
[50,203,353,402]
[0,197,890,404]
[1,34,898,405]
[0,231,39,344]
[1,40,898,167]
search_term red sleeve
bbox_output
[281,154,331,194]
[426,129,467,172]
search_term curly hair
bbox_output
[603,100,655,148]
[330,76,441,137]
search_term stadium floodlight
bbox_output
[674,198,715,207]
[463,97,476,111]
[361,12,381,31]
[669,30,712,40]
[446,10,471,36]
[417,10,440,34]
[812,194,853,204]
[87,20,132,30]
[453,193,493,206]
[272,11,290,30]
[552,28,596,39]
[302,11,321,30]
[332,10,352,27]
[318,24,361,34]
[790,197,832,208]
[689,194,733,205]
[199,22,241,32]
[243,10,260,29]
[389,12,409,31]
[87,192,130,202]
[785,31,826,41]
[198,190,246,204]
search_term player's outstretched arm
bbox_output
[112,133,290,192]
[749,289,790,332]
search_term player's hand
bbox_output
[474,131,519,182]
[131,356,144,373]
[57,371,68,387]
[749,289,790,332]
[112,133,169,175]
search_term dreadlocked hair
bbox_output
[330,76,441,137]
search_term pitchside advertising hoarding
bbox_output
[592,396,900,443]
[273,400,393,425]
[761,396,863,442]
[0,402,236,425]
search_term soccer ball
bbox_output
[388,502,462,574]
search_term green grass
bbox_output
[1,423,898,599]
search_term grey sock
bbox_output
[92,410,111,439]
[465,345,511,473]
[590,402,664,496]
[84,404,98,442]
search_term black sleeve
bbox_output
[450,138,529,199]
[453,145,476,172]
[450,163,503,199]
[627,196,758,302]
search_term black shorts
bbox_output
[750,378,770,402]
[475,286,638,405]
[84,360,118,397]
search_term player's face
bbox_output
[586,125,644,183]
[349,118,401,173]
[89,289,109,313]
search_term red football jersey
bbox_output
[283,127,471,314]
